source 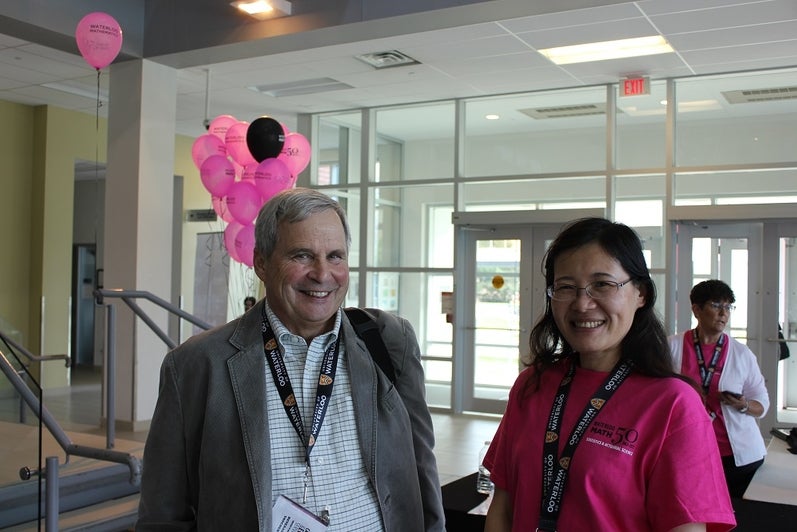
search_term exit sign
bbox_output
[621,76,650,96]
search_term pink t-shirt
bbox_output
[679,332,733,456]
[484,361,736,531]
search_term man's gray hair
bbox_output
[254,188,351,258]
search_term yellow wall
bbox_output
[0,101,34,350]
[0,99,228,389]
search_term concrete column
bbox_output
[104,59,177,431]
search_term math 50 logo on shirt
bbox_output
[585,420,638,456]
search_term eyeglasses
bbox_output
[708,301,735,312]
[546,279,634,302]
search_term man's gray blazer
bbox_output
[136,300,445,531]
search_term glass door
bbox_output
[457,223,559,414]
[674,220,797,432]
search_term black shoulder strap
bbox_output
[344,307,397,384]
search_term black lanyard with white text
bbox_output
[539,358,633,532]
[261,310,340,504]
[691,328,725,393]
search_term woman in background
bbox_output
[669,279,769,498]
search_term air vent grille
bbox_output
[519,103,612,119]
[722,86,797,104]
[249,77,353,97]
[355,50,420,69]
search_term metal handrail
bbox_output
[94,288,213,349]
[0,330,71,367]
[0,348,142,487]
[93,288,213,447]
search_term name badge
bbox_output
[272,495,329,532]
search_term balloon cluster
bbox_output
[192,115,311,267]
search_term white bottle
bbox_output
[476,440,494,494]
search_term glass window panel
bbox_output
[463,87,607,177]
[674,168,797,205]
[462,176,605,212]
[314,113,362,185]
[424,360,451,409]
[368,184,454,267]
[319,188,361,270]
[675,68,797,166]
[615,174,665,269]
[365,272,452,395]
[374,103,455,181]
[616,80,666,169]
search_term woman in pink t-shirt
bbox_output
[484,218,736,532]
[669,279,769,498]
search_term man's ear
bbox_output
[253,250,267,282]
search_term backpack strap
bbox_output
[344,307,397,384]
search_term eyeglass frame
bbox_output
[546,279,635,301]
[707,301,736,312]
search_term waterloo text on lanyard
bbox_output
[539,358,633,531]
[691,328,725,392]
[261,309,338,525]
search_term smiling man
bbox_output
[137,188,444,532]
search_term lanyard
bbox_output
[538,358,633,532]
[691,328,725,392]
[261,310,340,504]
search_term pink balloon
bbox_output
[200,155,235,196]
[208,114,238,141]
[75,12,123,70]
[278,132,311,176]
[225,181,262,225]
[192,134,226,169]
[224,222,244,262]
[240,163,257,183]
[234,223,256,268]
[212,195,235,224]
[254,158,293,202]
[225,122,257,167]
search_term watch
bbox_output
[739,400,749,414]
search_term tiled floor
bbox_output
[1,366,501,488]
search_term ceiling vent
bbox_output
[248,77,353,97]
[519,103,616,119]
[722,86,797,104]
[355,50,420,69]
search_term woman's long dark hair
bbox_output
[524,217,680,394]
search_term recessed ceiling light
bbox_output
[485,114,500,120]
[538,36,674,65]
[231,0,291,19]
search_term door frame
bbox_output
[451,209,602,414]
[671,219,797,433]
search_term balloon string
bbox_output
[94,68,101,245]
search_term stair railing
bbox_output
[0,331,70,424]
[93,288,213,448]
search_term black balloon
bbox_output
[246,116,285,162]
